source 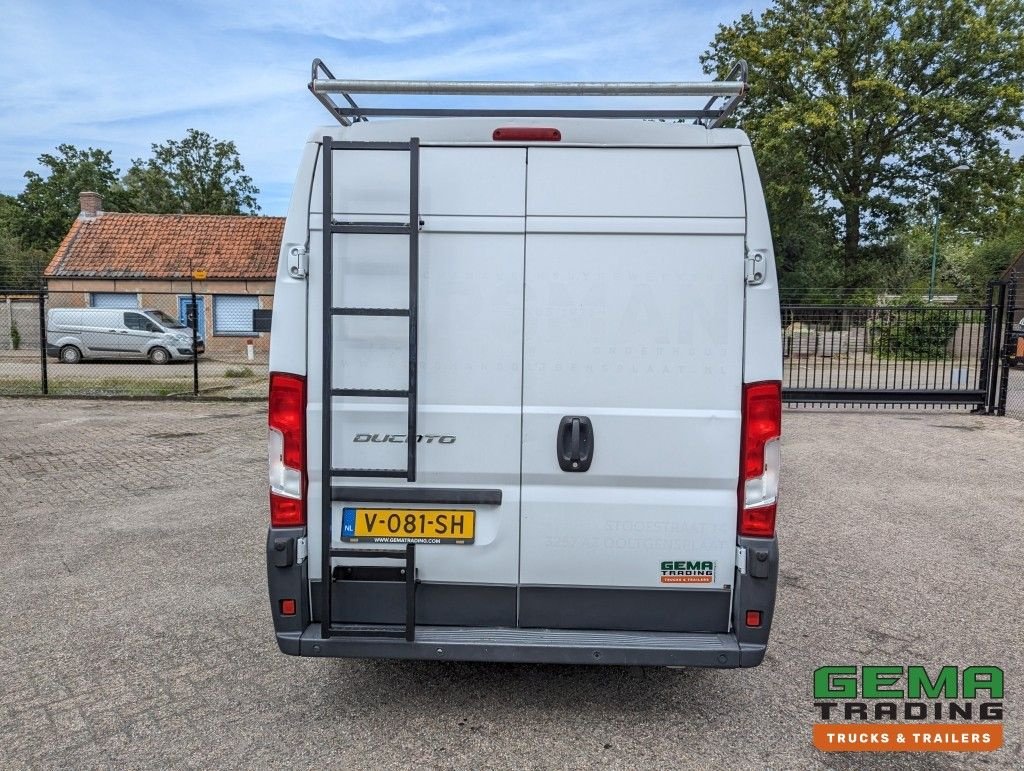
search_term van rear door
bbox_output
[310,144,526,627]
[518,147,746,633]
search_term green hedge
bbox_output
[870,302,960,360]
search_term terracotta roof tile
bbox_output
[44,212,284,280]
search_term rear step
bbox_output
[327,545,417,641]
[331,468,408,478]
[331,307,410,317]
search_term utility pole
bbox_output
[927,164,970,303]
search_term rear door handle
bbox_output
[557,416,594,472]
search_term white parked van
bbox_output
[47,308,204,364]
[266,61,782,667]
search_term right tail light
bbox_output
[739,380,781,537]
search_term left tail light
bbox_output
[269,372,306,527]
[739,380,781,537]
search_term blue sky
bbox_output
[0,0,772,215]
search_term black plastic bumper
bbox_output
[278,625,766,667]
[267,528,778,668]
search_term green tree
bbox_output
[0,195,45,288]
[15,144,123,251]
[0,232,49,289]
[0,193,21,234]
[122,129,260,215]
[703,0,1024,282]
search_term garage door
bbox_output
[90,292,139,309]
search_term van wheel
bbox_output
[59,345,82,364]
[148,347,170,365]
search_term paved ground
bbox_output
[1,399,1022,769]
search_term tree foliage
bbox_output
[121,129,260,215]
[1,131,262,285]
[703,0,1024,280]
[0,230,48,289]
[14,144,122,251]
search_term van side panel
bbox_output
[738,145,783,382]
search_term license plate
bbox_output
[341,507,475,544]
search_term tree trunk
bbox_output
[842,204,861,286]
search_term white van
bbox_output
[47,307,204,364]
[266,61,782,667]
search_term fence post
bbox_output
[37,289,48,395]
[191,289,199,396]
[978,283,995,412]
[984,282,1006,414]
[996,274,1016,416]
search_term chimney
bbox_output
[78,191,103,220]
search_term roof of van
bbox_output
[306,118,750,147]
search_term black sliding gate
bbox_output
[781,278,1018,413]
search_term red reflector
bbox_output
[745,610,762,628]
[270,491,304,528]
[492,127,561,141]
[739,503,777,538]
[279,598,296,616]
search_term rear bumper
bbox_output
[267,528,778,669]
[278,625,766,667]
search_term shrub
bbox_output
[11,322,20,350]
[224,366,255,378]
[870,300,960,360]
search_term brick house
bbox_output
[43,192,282,357]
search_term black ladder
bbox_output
[320,137,421,641]
[321,137,421,483]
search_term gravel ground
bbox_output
[1,398,1022,769]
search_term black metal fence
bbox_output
[3,282,1022,417]
[781,277,1021,416]
[781,304,990,408]
[0,288,271,399]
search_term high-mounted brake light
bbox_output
[492,127,561,141]
[269,372,306,527]
[738,381,781,538]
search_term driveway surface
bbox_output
[1,399,1022,769]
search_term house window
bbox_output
[90,292,139,309]
[213,295,259,335]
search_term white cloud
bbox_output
[33,0,1010,220]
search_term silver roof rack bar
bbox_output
[314,79,744,97]
[694,61,748,128]
[309,58,748,126]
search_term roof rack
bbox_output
[308,58,747,128]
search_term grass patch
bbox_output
[223,366,256,378]
[0,378,191,397]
